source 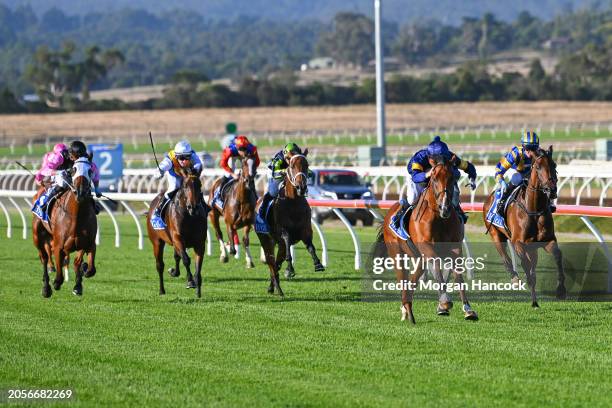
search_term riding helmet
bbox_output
[521,130,539,150]
[426,136,449,158]
[174,140,192,157]
[69,140,88,158]
[234,135,250,149]
[283,142,301,156]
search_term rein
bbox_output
[286,154,307,188]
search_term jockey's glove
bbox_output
[468,177,476,190]
[94,187,102,198]
[154,170,164,180]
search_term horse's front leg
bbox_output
[168,249,181,277]
[431,263,453,316]
[174,239,194,289]
[491,228,519,283]
[516,243,539,308]
[193,244,204,298]
[545,240,566,299]
[72,250,85,296]
[153,239,166,295]
[303,231,324,272]
[243,225,255,268]
[281,229,295,279]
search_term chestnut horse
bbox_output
[256,151,325,296]
[483,146,565,307]
[376,159,477,324]
[147,166,207,298]
[208,156,257,267]
[33,160,98,297]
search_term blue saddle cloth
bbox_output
[255,200,274,234]
[31,191,51,222]
[486,189,512,230]
[389,202,410,241]
[150,215,167,230]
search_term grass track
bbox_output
[0,217,611,407]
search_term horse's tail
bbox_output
[368,223,388,267]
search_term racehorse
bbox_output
[483,146,565,307]
[32,160,98,297]
[256,150,325,296]
[375,159,477,324]
[147,166,207,298]
[209,155,257,267]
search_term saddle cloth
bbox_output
[486,185,521,229]
[212,179,236,211]
[254,199,274,234]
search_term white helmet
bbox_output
[174,140,192,156]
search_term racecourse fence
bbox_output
[1,162,611,205]
[1,189,610,293]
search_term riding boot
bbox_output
[392,199,410,230]
[496,188,511,216]
[40,185,61,213]
[259,192,273,219]
[154,195,172,219]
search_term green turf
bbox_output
[0,215,611,407]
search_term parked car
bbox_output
[307,169,374,226]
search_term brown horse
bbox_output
[376,159,477,324]
[256,150,325,296]
[208,155,257,267]
[483,146,565,307]
[147,166,207,298]
[33,160,98,297]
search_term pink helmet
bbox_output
[53,143,68,154]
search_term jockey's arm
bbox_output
[157,156,173,178]
[409,161,428,184]
[190,152,203,174]
[251,146,261,168]
[495,147,519,185]
[219,147,236,177]
[451,153,477,180]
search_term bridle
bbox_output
[287,154,307,188]
[429,162,453,218]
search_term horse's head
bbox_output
[428,158,454,219]
[72,159,92,204]
[286,149,309,197]
[241,154,257,191]
[180,167,202,216]
[531,145,558,200]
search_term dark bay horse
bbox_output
[483,146,565,307]
[376,159,477,324]
[256,150,325,296]
[209,156,257,267]
[33,160,98,297]
[147,167,207,298]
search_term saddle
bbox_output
[212,178,236,211]
[486,184,522,230]
[31,189,65,223]
[389,203,412,241]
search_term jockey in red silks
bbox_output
[215,135,260,199]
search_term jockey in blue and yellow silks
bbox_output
[391,136,476,231]
[494,130,555,215]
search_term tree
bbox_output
[79,46,125,102]
[316,12,374,67]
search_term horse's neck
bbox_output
[235,179,248,200]
[283,178,298,200]
[419,187,438,217]
[524,176,546,212]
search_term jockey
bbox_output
[68,141,102,201]
[216,135,260,197]
[151,140,203,228]
[257,142,302,220]
[494,130,554,214]
[35,143,69,187]
[392,136,476,229]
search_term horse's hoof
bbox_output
[229,248,236,256]
[168,267,180,277]
[464,311,478,321]
[247,262,255,269]
[532,301,540,309]
[437,303,451,316]
[53,280,63,290]
[84,266,96,278]
[220,256,228,263]
[42,286,52,298]
[159,289,166,295]
[72,286,82,296]
[196,290,202,298]
[186,280,196,289]
[80,262,88,273]
[556,285,567,300]
[284,269,295,279]
[314,264,325,272]
[267,286,274,294]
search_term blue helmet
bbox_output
[427,136,450,158]
[521,130,539,150]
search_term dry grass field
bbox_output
[1,101,611,141]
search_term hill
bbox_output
[13,0,608,24]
